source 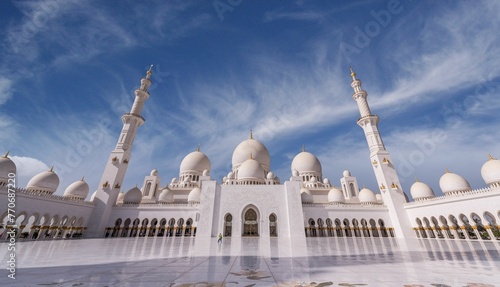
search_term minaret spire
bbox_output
[349,68,414,239]
[87,66,153,237]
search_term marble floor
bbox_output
[1,236,499,287]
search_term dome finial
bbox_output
[249,129,253,139]
[302,144,305,152]
[197,144,200,152]
[146,64,153,79]
[445,168,450,173]
[488,154,495,160]
[49,166,54,172]
[81,176,85,181]
[250,153,253,160]
[415,178,419,182]
[3,150,9,158]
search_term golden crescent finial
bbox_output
[445,168,450,173]
[350,66,356,78]
[250,130,253,139]
[81,176,85,181]
[49,166,54,172]
[488,154,494,160]
[415,178,419,182]
[3,150,9,158]
[250,153,253,160]
[197,144,200,152]
[146,64,153,78]
[302,144,305,152]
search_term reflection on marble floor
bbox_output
[1,237,499,286]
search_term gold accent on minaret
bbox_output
[250,130,253,139]
[372,159,378,165]
[146,64,153,79]
[3,150,10,158]
[380,183,386,190]
[350,66,356,78]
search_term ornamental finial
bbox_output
[250,153,253,160]
[197,144,200,152]
[3,150,10,158]
[302,144,305,152]
[445,168,450,173]
[350,66,356,79]
[415,178,419,182]
[250,130,253,139]
[81,176,85,181]
[146,64,153,79]
[488,154,495,160]
[50,166,54,172]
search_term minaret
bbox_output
[86,66,153,237]
[350,67,415,239]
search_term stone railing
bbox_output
[406,187,495,205]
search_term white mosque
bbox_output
[1,67,499,245]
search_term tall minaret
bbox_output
[350,67,415,239]
[86,66,153,237]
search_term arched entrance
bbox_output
[242,207,259,236]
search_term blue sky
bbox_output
[1,0,499,200]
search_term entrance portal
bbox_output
[243,208,258,236]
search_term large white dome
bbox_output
[291,151,322,175]
[358,188,376,204]
[187,187,201,203]
[439,171,471,194]
[410,180,435,200]
[63,178,89,199]
[27,168,60,194]
[232,138,270,169]
[328,187,345,203]
[0,152,16,182]
[238,158,265,180]
[481,155,500,185]
[124,187,142,204]
[180,150,210,173]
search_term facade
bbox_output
[1,67,499,245]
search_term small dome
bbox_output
[171,178,178,184]
[116,192,125,204]
[183,177,191,183]
[232,137,270,169]
[158,188,173,203]
[310,176,317,182]
[238,158,265,180]
[180,151,211,173]
[323,178,330,185]
[27,168,60,194]
[267,172,274,180]
[410,180,435,200]
[375,193,382,202]
[0,152,16,182]
[202,169,210,176]
[227,171,234,179]
[124,187,142,204]
[300,188,313,203]
[188,187,201,203]
[358,188,376,204]
[150,169,158,176]
[328,187,345,203]
[481,155,500,185]
[439,171,471,194]
[291,151,322,175]
[63,178,89,199]
[343,170,351,177]
[292,169,299,176]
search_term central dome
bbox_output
[232,137,270,169]
[180,150,211,173]
[291,151,322,174]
